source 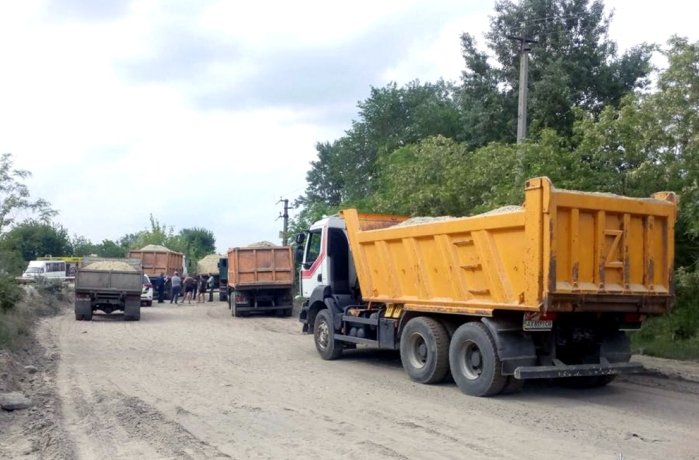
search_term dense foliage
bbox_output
[295,1,699,358]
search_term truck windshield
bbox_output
[26,267,43,274]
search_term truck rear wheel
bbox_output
[314,309,342,360]
[400,317,449,384]
[449,322,506,397]
[124,306,140,321]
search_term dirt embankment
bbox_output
[1,297,699,459]
[0,323,75,458]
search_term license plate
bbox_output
[523,320,553,331]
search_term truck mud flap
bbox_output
[514,359,643,380]
[75,300,91,314]
[124,304,141,321]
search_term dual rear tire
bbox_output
[401,318,511,397]
[448,322,507,396]
[400,317,450,384]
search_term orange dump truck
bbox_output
[297,177,677,396]
[127,245,184,277]
[227,245,294,317]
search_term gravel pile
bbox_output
[84,261,138,272]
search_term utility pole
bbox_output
[278,198,290,246]
[507,35,536,143]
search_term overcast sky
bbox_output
[1,0,696,254]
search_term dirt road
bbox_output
[3,302,699,459]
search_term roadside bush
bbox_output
[632,267,699,360]
[0,274,23,312]
[0,278,69,350]
[0,303,33,349]
[0,276,29,349]
[31,280,69,316]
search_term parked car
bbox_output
[141,274,153,306]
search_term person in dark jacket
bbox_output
[198,275,208,303]
[183,274,195,304]
[192,272,199,300]
[156,272,166,303]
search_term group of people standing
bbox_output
[154,272,216,304]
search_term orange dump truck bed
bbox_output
[127,249,183,277]
[342,177,677,316]
[227,246,294,289]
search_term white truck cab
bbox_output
[21,260,67,281]
[299,215,347,298]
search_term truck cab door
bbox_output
[301,228,328,298]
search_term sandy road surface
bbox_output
[6,302,699,459]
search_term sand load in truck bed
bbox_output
[197,254,224,275]
[84,261,138,272]
[246,241,278,248]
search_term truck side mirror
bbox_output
[295,233,306,245]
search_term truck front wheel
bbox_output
[314,309,342,360]
[449,322,506,397]
[400,317,449,384]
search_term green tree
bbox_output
[460,0,653,144]
[128,214,178,250]
[97,239,127,258]
[0,221,72,275]
[304,80,463,208]
[179,227,216,269]
[371,136,470,215]
[119,216,217,272]
[71,235,99,257]
[0,153,56,233]
[71,235,127,258]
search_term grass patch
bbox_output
[0,303,33,349]
[630,267,699,361]
[631,332,699,362]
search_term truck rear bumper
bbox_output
[234,304,292,312]
[514,360,643,380]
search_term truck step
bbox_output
[334,334,378,346]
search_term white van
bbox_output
[21,260,67,281]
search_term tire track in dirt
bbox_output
[108,393,231,459]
